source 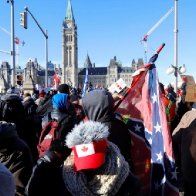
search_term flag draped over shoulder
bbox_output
[115,47,179,195]
[82,67,89,97]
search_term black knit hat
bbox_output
[58,84,70,94]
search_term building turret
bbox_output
[85,53,93,68]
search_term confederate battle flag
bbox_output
[115,44,179,196]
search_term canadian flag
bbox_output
[53,72,61,89]
[75,143,95,157]
[15,37,20,44]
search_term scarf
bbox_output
[63,142,129,196]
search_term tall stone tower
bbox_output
[62,0,78,87]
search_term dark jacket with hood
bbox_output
[0,121,33,196]
[82,90,132,166]
[0,94,25,138]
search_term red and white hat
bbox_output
[65,121,109,171]
[72,139,107,171]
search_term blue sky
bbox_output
[0,0,195,86]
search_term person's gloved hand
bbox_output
[49,139,72,160]
[37,150,63,167]
[37,139,71,167]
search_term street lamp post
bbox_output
[7,0,16,87]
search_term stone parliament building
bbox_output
[0,0,143,94]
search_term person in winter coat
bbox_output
[36,84,69,128]
[0,92,39,162]
[0,162,15,196]
[170,85,194,132]
[0,92,25,139]
[172,110,196,196]
[26,140,70,196]
[36,91,55,128]
[159,82,176,131]
[82,89,132,167]
[63,121,142,196]
[50,93,76,141]
[27,91,77,196]
[23,93,42,162]
[0,121,33,196]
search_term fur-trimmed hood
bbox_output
[65,121,109,148]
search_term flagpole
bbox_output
[114,43,165,111]
[174,0,178,92]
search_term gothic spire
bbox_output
[65,0,74,21]
[85,53,92,68]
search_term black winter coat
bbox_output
[26,150,70,196]
[0,94,25,138]
[0,122,33,196]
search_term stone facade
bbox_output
[78,55,144,88]
[0,59,61,93]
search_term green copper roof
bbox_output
[66,0,74,20]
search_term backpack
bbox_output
[37,120,60,158]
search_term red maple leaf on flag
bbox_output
[81,145,88,152]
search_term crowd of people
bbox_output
[0,82,195,196]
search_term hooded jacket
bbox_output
[82,90,132,165]
[0,121,33,196]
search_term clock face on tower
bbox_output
[67,22,72,28]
